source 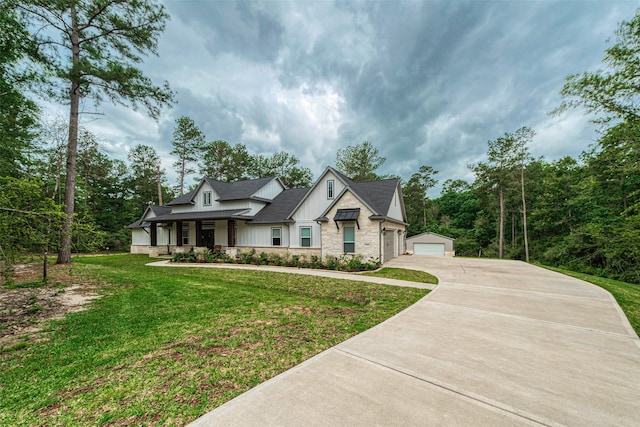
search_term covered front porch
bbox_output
[146,209,250,255]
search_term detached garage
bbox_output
[407,232,455,257]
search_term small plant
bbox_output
[237,249,256,264]
[194,248,210,262]
[309,255,322,269]
[325,255,338,270]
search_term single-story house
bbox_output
[406,232,455,256]
[128,166,408,262]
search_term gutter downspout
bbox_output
[378,221,384,263]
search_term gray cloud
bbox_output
[78,0,638,196]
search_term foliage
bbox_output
[0,3,40,178]
[171,116,206,195]
[0,254,427,426]
[200,140,252,182]
[251,151,313,187]
[554,9,640,123]
[171,249,381,272]
[403,165,439,235]
[18,0,174,263]
[336,141,386,181]
[127,144,172,208]
[470,127,534,258]
[0,177,62,284]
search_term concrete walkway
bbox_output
[178,256,640,426]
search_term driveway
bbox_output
[189,256,640,426]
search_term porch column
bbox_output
[196,220,203,246]
[176,221,183,247]
[150,223,157,247]
[227,219,236,247]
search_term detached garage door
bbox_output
[413,243,445,256]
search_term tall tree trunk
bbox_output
[57,5,80,264]
[521,165,530,262]
[422,199,426,227]
[157,164,163,205]
[179,150,185,196]
[511,210,516,247]
[499,186,504,259]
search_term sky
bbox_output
[61,0,638,196]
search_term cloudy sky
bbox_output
[72,0,637,195]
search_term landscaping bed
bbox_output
[172,248,382,272]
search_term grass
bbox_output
[362,267,438,284]
[0,254,428,426]
[543,265,640,335]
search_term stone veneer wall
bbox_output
[321,191,381,261]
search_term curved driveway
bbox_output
[189,256,640,426]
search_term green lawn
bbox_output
[0,255,428,426]
[362,267,439,284]
[543,265,640,335]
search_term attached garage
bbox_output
[406,232,455,257]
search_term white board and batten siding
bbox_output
[236,222,290,248]
[386,186,404,222]
[254,178,285,200]
[289,170,346,251]
[293,170,346,221]
[289,221,320,249]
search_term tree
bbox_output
[416,165,438,227]
[0,177,62,284]
[200,140,252,182]
[554,9,640,123]
[0,3,40,178]
[402,165,438,236]
[19,0,174,264]
[128,144,167,209]
[471,127,533,259]
[251,151,313,188]
[171,116,205,195]
[336,141,386,181]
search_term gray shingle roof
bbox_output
[205,176,277,201]
[352,178,400,216]
[250,188,309,223]
[167,176,279,205]
[166,189,196,206]
[127,205,172,228]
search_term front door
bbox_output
[203,230,215,250]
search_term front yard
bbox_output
[0,254,428,426]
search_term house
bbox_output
[406,232,455,256]
[128,166,408,262]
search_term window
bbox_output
[327,180,334,199]
[343,226,355,253]
[271,227,281,246]
[182,228,190,245]
[300,227,311,247]
[203,191,212,206]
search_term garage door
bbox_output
[413,243,445,256]
[383,232,395,263]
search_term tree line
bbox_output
[2,2,639,285]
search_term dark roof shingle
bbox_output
[250,188,309,223]
[351,178,400,216]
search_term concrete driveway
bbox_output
[189,256,640,426]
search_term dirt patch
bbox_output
[0,262,104,349]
